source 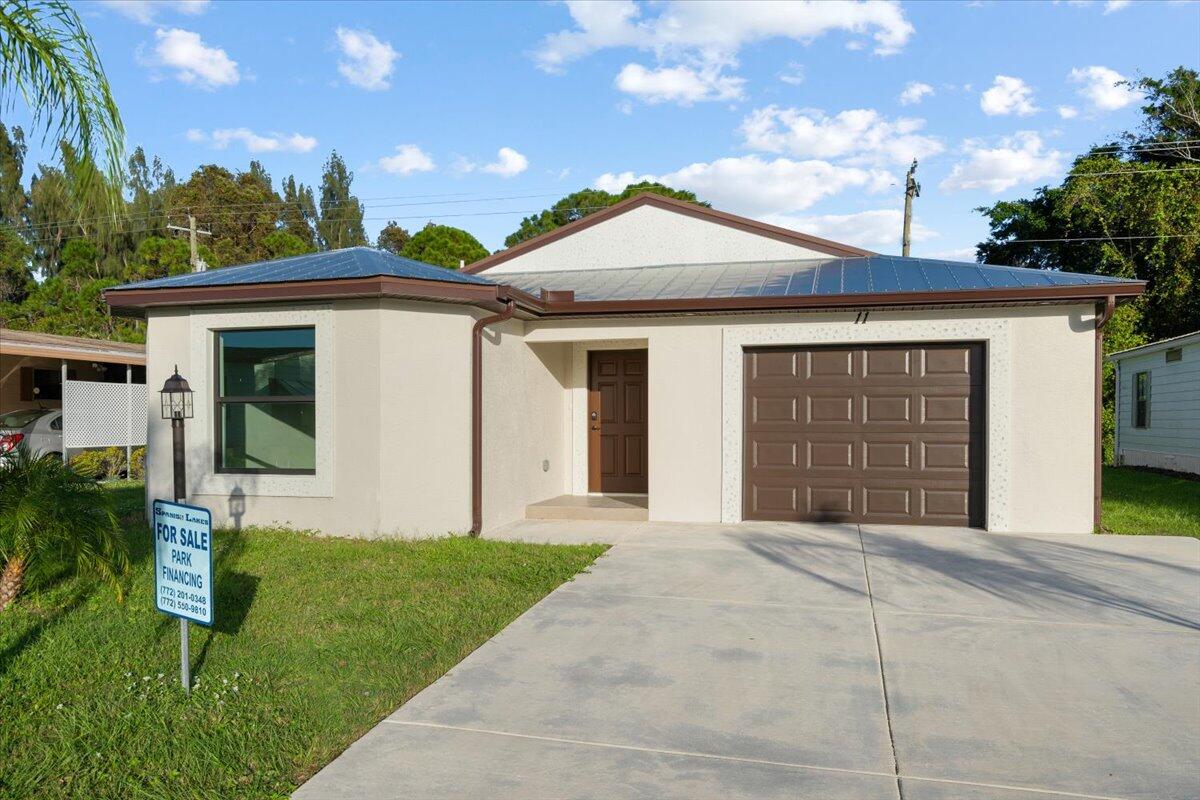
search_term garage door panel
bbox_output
[806,439,855,469]
[744,343,984,527]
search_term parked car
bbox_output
[0,408,63,462]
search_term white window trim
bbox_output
[189,305,334,498]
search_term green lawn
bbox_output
[0,483,606,799]
[1101,466,1200,538]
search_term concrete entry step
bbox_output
[525,494,649,522]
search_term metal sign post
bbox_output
[153,499,212,693]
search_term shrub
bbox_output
[69,447,126,480]
[0,445,128,611]
[129,446,146,480]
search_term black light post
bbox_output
[160,366,194,503]
[159,366,194,693]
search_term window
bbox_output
[1165,347,1182,363]
[215,327,316,474]
[1133,371,1150,429]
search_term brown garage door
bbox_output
[744,343,985,527]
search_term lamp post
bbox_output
[159,366,194,693]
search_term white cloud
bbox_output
[595,155,893,217]
[1103,0,1132,12]
[535,0,915,73]
[615,63,744,105]
[378,144,435,175]
[186,128,317,154]
[1069,65,1140,111]
[740,105,943,166]
[99,0,208,24]
[1057,105,1078,119]
[762,208,936,250]
[926,246,979,262]
[143,28,238,89]
[481,147,529,178]
[898,81,933,106]
[939,132,1063,193]
[335,27,398,91]
[777,62,805,86]
[980,75,1038,116]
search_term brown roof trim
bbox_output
[1,328,146,365]
[105,275,514,317]
[462,192,873,274]
[525,282,1146,316]
[105,274,1144,319]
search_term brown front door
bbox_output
[743,343,985,526]
[589,350,648,494]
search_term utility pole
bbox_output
[167,213,212,272]
[902,159,920,257]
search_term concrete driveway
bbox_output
[295,522,1200,800]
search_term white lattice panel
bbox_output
[63,380,148,449]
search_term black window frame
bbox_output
[1133,370,1150,429]
[213,326,316,475]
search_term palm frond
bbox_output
[0,0,125,209]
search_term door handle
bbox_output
[590,425,600,431]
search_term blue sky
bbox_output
[16,1,1200,257]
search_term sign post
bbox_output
[153,499,212,693]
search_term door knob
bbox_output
[590,411,599,420]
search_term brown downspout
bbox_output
[470,297,516,536]
[1094,295,1116,531]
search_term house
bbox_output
[1107,330,1200,475]
[1,328,145,411]
[105,193,1144,536]
[0,328,148,460]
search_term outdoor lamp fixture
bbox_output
[160,366,194,421]
[159,366,193,503]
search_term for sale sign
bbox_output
[152,500,213,626]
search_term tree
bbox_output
[316,151,367,250]
[504,182,707,248]
[1128,67,1200,163]
[280,175,317,249]
[261,229,313,259]
[376,221,410,254]
[401,223,488,269]
[168,163,282,266]
[0,0,124,204]
[0,444,128,612]
[126,235,211,281]
[976,66,1199,460]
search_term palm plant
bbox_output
[0,0,124,204]
[0,444,128,612]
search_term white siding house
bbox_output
[1109,331,1200,475]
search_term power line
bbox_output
[8,190,571,234]
[1004,233,1199,244]
[1064,165,1200,179]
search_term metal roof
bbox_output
[107,246,496,291]
[498,257,1141,302]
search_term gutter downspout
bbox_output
[1094,295,1116,531]
[470,297,516,537]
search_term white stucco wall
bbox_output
[481,204,832,274]
[526,304,1099,534]
[146,300,1099,537]
[146,299,480,538]
[479,319,571,531]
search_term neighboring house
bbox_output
[1107,331,1200,475]
[0,328,148,460]
[0,328,146,410]
[105,193,1144,536]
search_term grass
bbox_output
[0,482,607,799]
[1101,466,1200,538]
